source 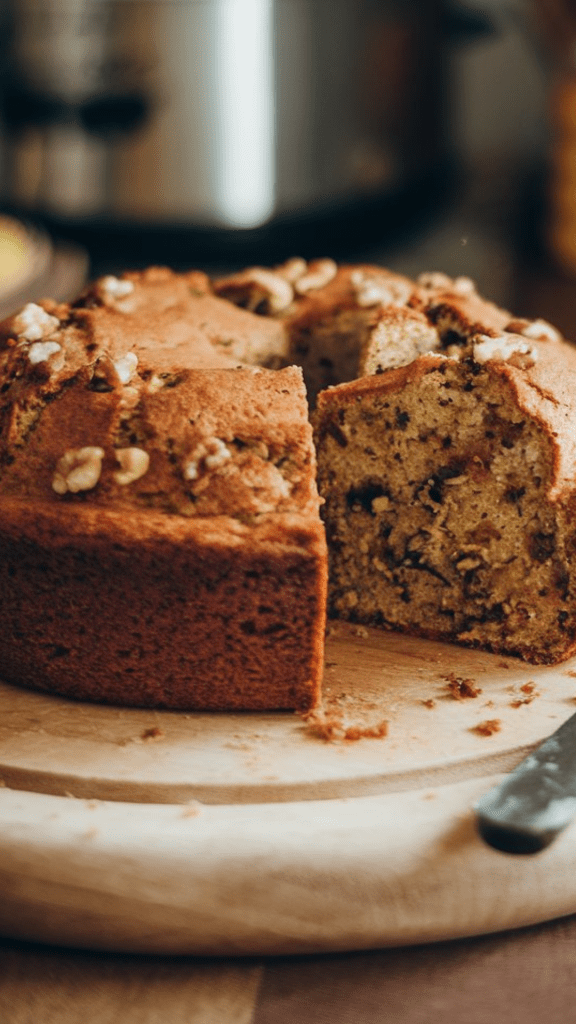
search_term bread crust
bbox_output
[0,500,327,709]
[0,268,327,710]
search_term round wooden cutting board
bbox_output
[2,623,576,955]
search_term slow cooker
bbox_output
[0,1,473,264]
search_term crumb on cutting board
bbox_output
[521,682,537,693]
[442,673,482,699]
[510,682,540,707]
[472,719,502,737]
[140,726,165,742]
[301,706,389,742]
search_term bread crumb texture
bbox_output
[315,277,576,667]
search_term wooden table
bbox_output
[2,915,576,1024]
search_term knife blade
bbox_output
[474,710,576,854]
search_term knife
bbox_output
[474,710,576,854]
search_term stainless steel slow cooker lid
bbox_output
[0,0,447,232]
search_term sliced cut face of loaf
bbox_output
[314,340,576,665]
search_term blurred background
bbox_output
[0,0,574,335]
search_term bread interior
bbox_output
[316,357,574,663]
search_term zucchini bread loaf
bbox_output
[315,279,576,665]
[2,258,574,713]
[0,267,327,710]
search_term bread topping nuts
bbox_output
[520,318,561,343]
[276,257,308,283]
[184,437,232,481]
[294,258,338,295]
[416,271,454,291]
[416,272,476,298]
[13,303,60,342]
[215,258,337,309]
[27,340,62,365]
[204,438,232,470]
[451,276,476,297]
[98,276,135,306]
[113,352,138,384]
[214,267,294,314]
[351,270,412,308]
[52,447,105,495]
[113,447,150,485]
[472,333,537,365]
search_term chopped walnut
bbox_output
[416,271,454,290]
[13,303,60,342]
[113,351,138,384]
[520,318,561,343]
[113,447,150,485]
[27,340,62,365]
[472,333,537,366]
[204,438,232,470]
[451,276,476,296]
[214,267,294,315]
[275,257,308,283]
[97,276,135,307]
[351,269,412,308]
[184,437,231,481]
[52,447,105,494]
[294,258,338,295]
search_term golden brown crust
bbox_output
[0,499,327,710]
[0,267,326,711]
